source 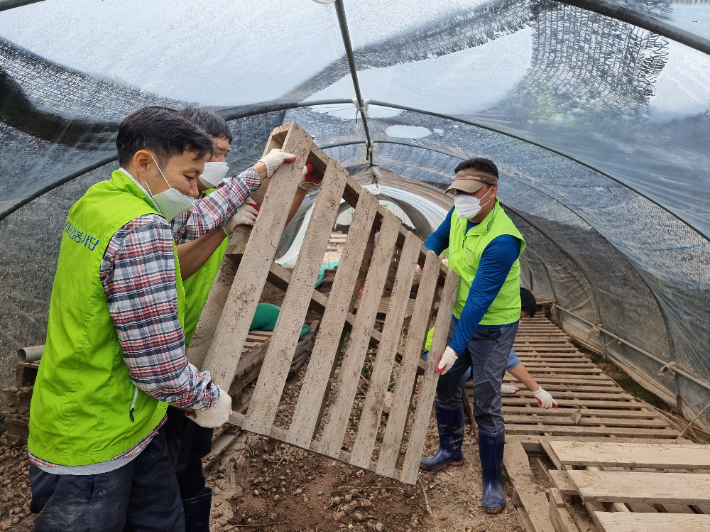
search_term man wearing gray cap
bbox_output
[420,157,526,514]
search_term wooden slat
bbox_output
[400,265,460,484]
[504,415,668,428]
[568,470,710,505]
[549,441,710,469]
[241,160,347,434]
[350,232,420,468]
[200,123,313,390]
[548,488,578,532]
[375,251,440,477]
[502,398,646,409]
[286,191,380,448]
[549,470,577,495]
[502,407,660,419]
[319,211,402,458]
[595,512,710,532]
[504,437,556,532]
[506,425,678,437]
[187,125,291,370]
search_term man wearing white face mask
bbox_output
[419,158,526,516]
[25,106,300,532]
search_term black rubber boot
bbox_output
[419,402,465,471]
[182,486,212,532]
[478,425,506,514]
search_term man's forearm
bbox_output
[178,228,227,280]
[509,364,540,392]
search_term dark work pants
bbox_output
[164,406,213,499]
[29,428,184,532]
[435,319,519,431]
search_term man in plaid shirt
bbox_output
[27,106,297,532]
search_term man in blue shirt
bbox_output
[420,157,526,514]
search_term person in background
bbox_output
[165,107,321,532]
[419,157,525,515]
[26,105,298,532]
[423,287,558,408]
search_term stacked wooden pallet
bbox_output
[546,440,710,532]
[465,316,676,439]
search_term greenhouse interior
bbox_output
[0,0,709,529]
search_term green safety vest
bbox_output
[28,170,185,466]
[448,198,526,326]
[182,189,229,347]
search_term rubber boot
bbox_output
[182,487,212,532]
[419,402,465,471]
[478,425,506,514]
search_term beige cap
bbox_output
[446,168,498,193]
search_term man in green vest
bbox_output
[165,106,322,532]
[26,106,297,531]
[420,157,526,514]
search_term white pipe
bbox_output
[17,345,43,362]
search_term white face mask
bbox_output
[146,155,195,221]
[454,187,493,219]
[199,161,229,188]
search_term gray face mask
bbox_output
[146,155,195,221]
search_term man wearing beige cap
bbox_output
[420,157,526,514]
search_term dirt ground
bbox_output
[203,354,524,532]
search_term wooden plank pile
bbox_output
[466,316,677,439]
[546,440,710,532]
[189,122,458,485]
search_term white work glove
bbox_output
[436,346,458,375]
[532,386,558,409]
[223,200,259,235]
[501,383,520,395]
[258,148,297,178]
[193,387,232,428]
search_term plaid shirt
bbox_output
[30,168,261,473]
[171,168,260,243]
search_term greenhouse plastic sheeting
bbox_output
[0,0,708,428]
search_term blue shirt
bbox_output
[424,207,521,355]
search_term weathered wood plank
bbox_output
[501,398,644,408]
[242,160,347,434]
[375,251,440,478]
[200,123,313,390]
[549,470,577,495]
[595,512,710,532]
[548,488,578,532]
[286,191,380,448]
[568,470,710,505]
[319,211,401,458]
[350,232,420,469]
[504,437,556,532]
[502,407,660,419]
[400,265,459,485]
[504,415,668,428]
[187,125,291,370]
[549,441,710,469]
[507,425,678,438]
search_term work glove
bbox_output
[436,346,458,375]
[532,385,558,409]
[501,383,520,395]
[258,148,297,178]
[298,163,322,191]
[193,387,232,428]
[223,199,259,235]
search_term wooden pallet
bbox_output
[188,122,458,484]
[465,316,678,439]
[545,440,710,532]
